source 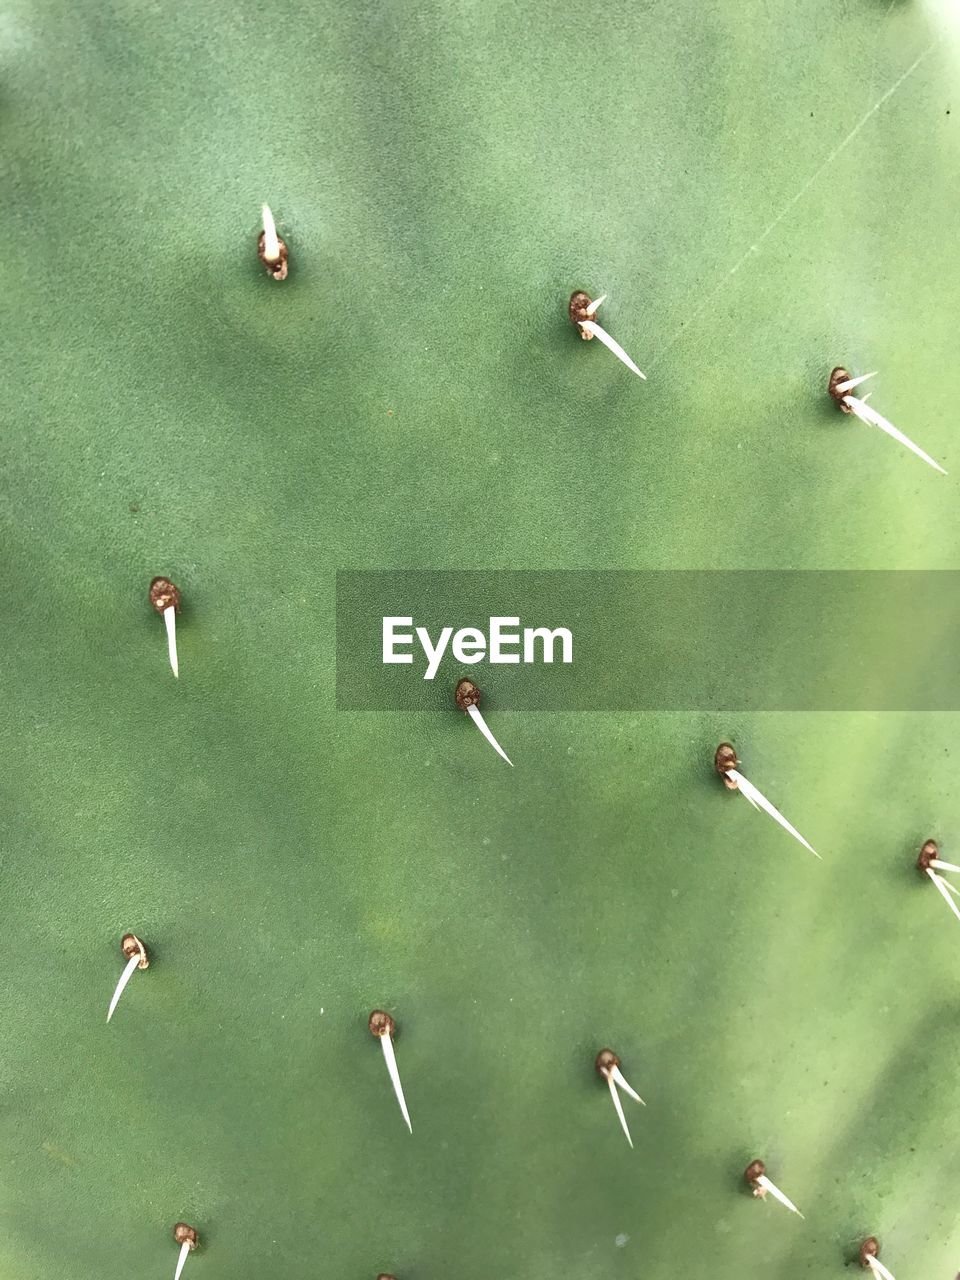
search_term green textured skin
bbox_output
[1,1,959,1277]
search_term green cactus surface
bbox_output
[2,1,960,1278]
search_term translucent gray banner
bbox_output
[335,571,960,711]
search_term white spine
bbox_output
[577,320,646,379]
[164,606,179,679]
[610,1063,645,1106]
[173,1240,191,1280]
[606,1073,633,1148]
[844,396,946,475]
[467,704,513,767]
[380,1033,412,1133]
[727,770,819,858]
[866,1255,897,1280]
[261,203,280,262]
[927,868,960,925]
[106,952,141,1022]
[756,1174,804,1218]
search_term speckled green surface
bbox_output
[1,1,960,1277]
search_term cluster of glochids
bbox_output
[253,208,946,475]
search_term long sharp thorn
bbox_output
[756,1174,804,1218]
[584,293,607,317]
[173,1241,191,1280]
[163,605,179,679]
[935,874,960,900]
[727,770,820,858]
[844,396,947,475]
[927,869,960,925]
[466,703,513,767]
[866,1257,897,1280]
[930,858,960,874]
[106,952,141,1022]
[834,371,877,394]
[610,1064,645,1105]
[380,1033,412,1133]
[261,203,281,263]
[606,1073,633,1147]
[727,770,761,812]
[578,320,647,379]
